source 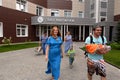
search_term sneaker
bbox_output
[69,65,73,69]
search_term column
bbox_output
[83,25,85,40]
[79,25,81,41]
[39,25,41,37]
[103,26,105,36]
[64,25,66,38]
[47,25,48,37]
[67,25,68,32]
[89,25,92,35]
[61,25,63,39]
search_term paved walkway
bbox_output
[0,42,120,80]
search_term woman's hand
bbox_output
[61,53,64,58]
[45,55,48,61]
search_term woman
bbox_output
[64,31,73,54]
[45,26,64,80]
[40,32,48,55]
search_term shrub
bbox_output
[110,42,120,50]
[2,37,12,45]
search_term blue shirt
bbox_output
[85,36,107,60]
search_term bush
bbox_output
[2,37,12,45]
[110,42,120,50]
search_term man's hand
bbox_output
[96,48,107,54]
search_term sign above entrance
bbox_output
[37,17,44,23]
[31,16,95,25]
[46,18,75,23]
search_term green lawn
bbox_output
[104,49,120,69]
[0,42,38,53]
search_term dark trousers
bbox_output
[69,57,74,65]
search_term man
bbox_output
[85,26,107,80]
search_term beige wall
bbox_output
[2,0,16,9]
[114,0,120,15]
[28,2,36,15]
[72,0,84,17]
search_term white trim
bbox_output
[51,9,59,17]
[103,26,105,36]
[79,0,84,2]
[16,0,27,12]
[36,6,44,16]
[0,22,3,37]
[96,0,99,23]
[16,24,28,37]
[64,25,66,38]
[79,26,81,40]
[39,25,41,37]
[61,25,63,40]
[67,25,68,32]
[83,26,85,40]
[89,26,93,34]
[0,0,2,6]
[47,25,48,37]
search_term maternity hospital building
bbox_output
[0,0,118,43]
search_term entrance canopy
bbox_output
[31,16,95,25]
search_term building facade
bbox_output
[0,0,115,44]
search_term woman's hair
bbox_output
[93,26,102,31]
[66,31,71,35]
[50,25,61,36]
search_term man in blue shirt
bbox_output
[85,26,107,80]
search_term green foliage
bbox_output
[110,42,120,50]
[2,37,12,45]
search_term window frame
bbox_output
[100,1,107,8]
[51,10,59,17]
[64,10,71,17]
[36,6,43,16]
[16,0,27,12]
[78,11,84,18]
[79,0,84,2]
[0,22,3,37]
[16,24,28,37]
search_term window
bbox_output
[16,0,27,12]
[91,13,95,18]
[101,2,107,8]
[0,0,2,6]
[79,0,84,2]
[78,11,84,18]
[64,11,71,17]
[100,12,107,16]
[91,3,94,10]
[16,24,28,37]
[0,22,3,37]
[36,6,43,16]
[51,10,59,17]
[100,17,106,22]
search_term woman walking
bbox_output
[41,32,48,55]
[45,26,64,80]
[64,31,73,54]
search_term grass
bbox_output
[80,47,120,69]
[0,42,38,53]
[104,49,120,69]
